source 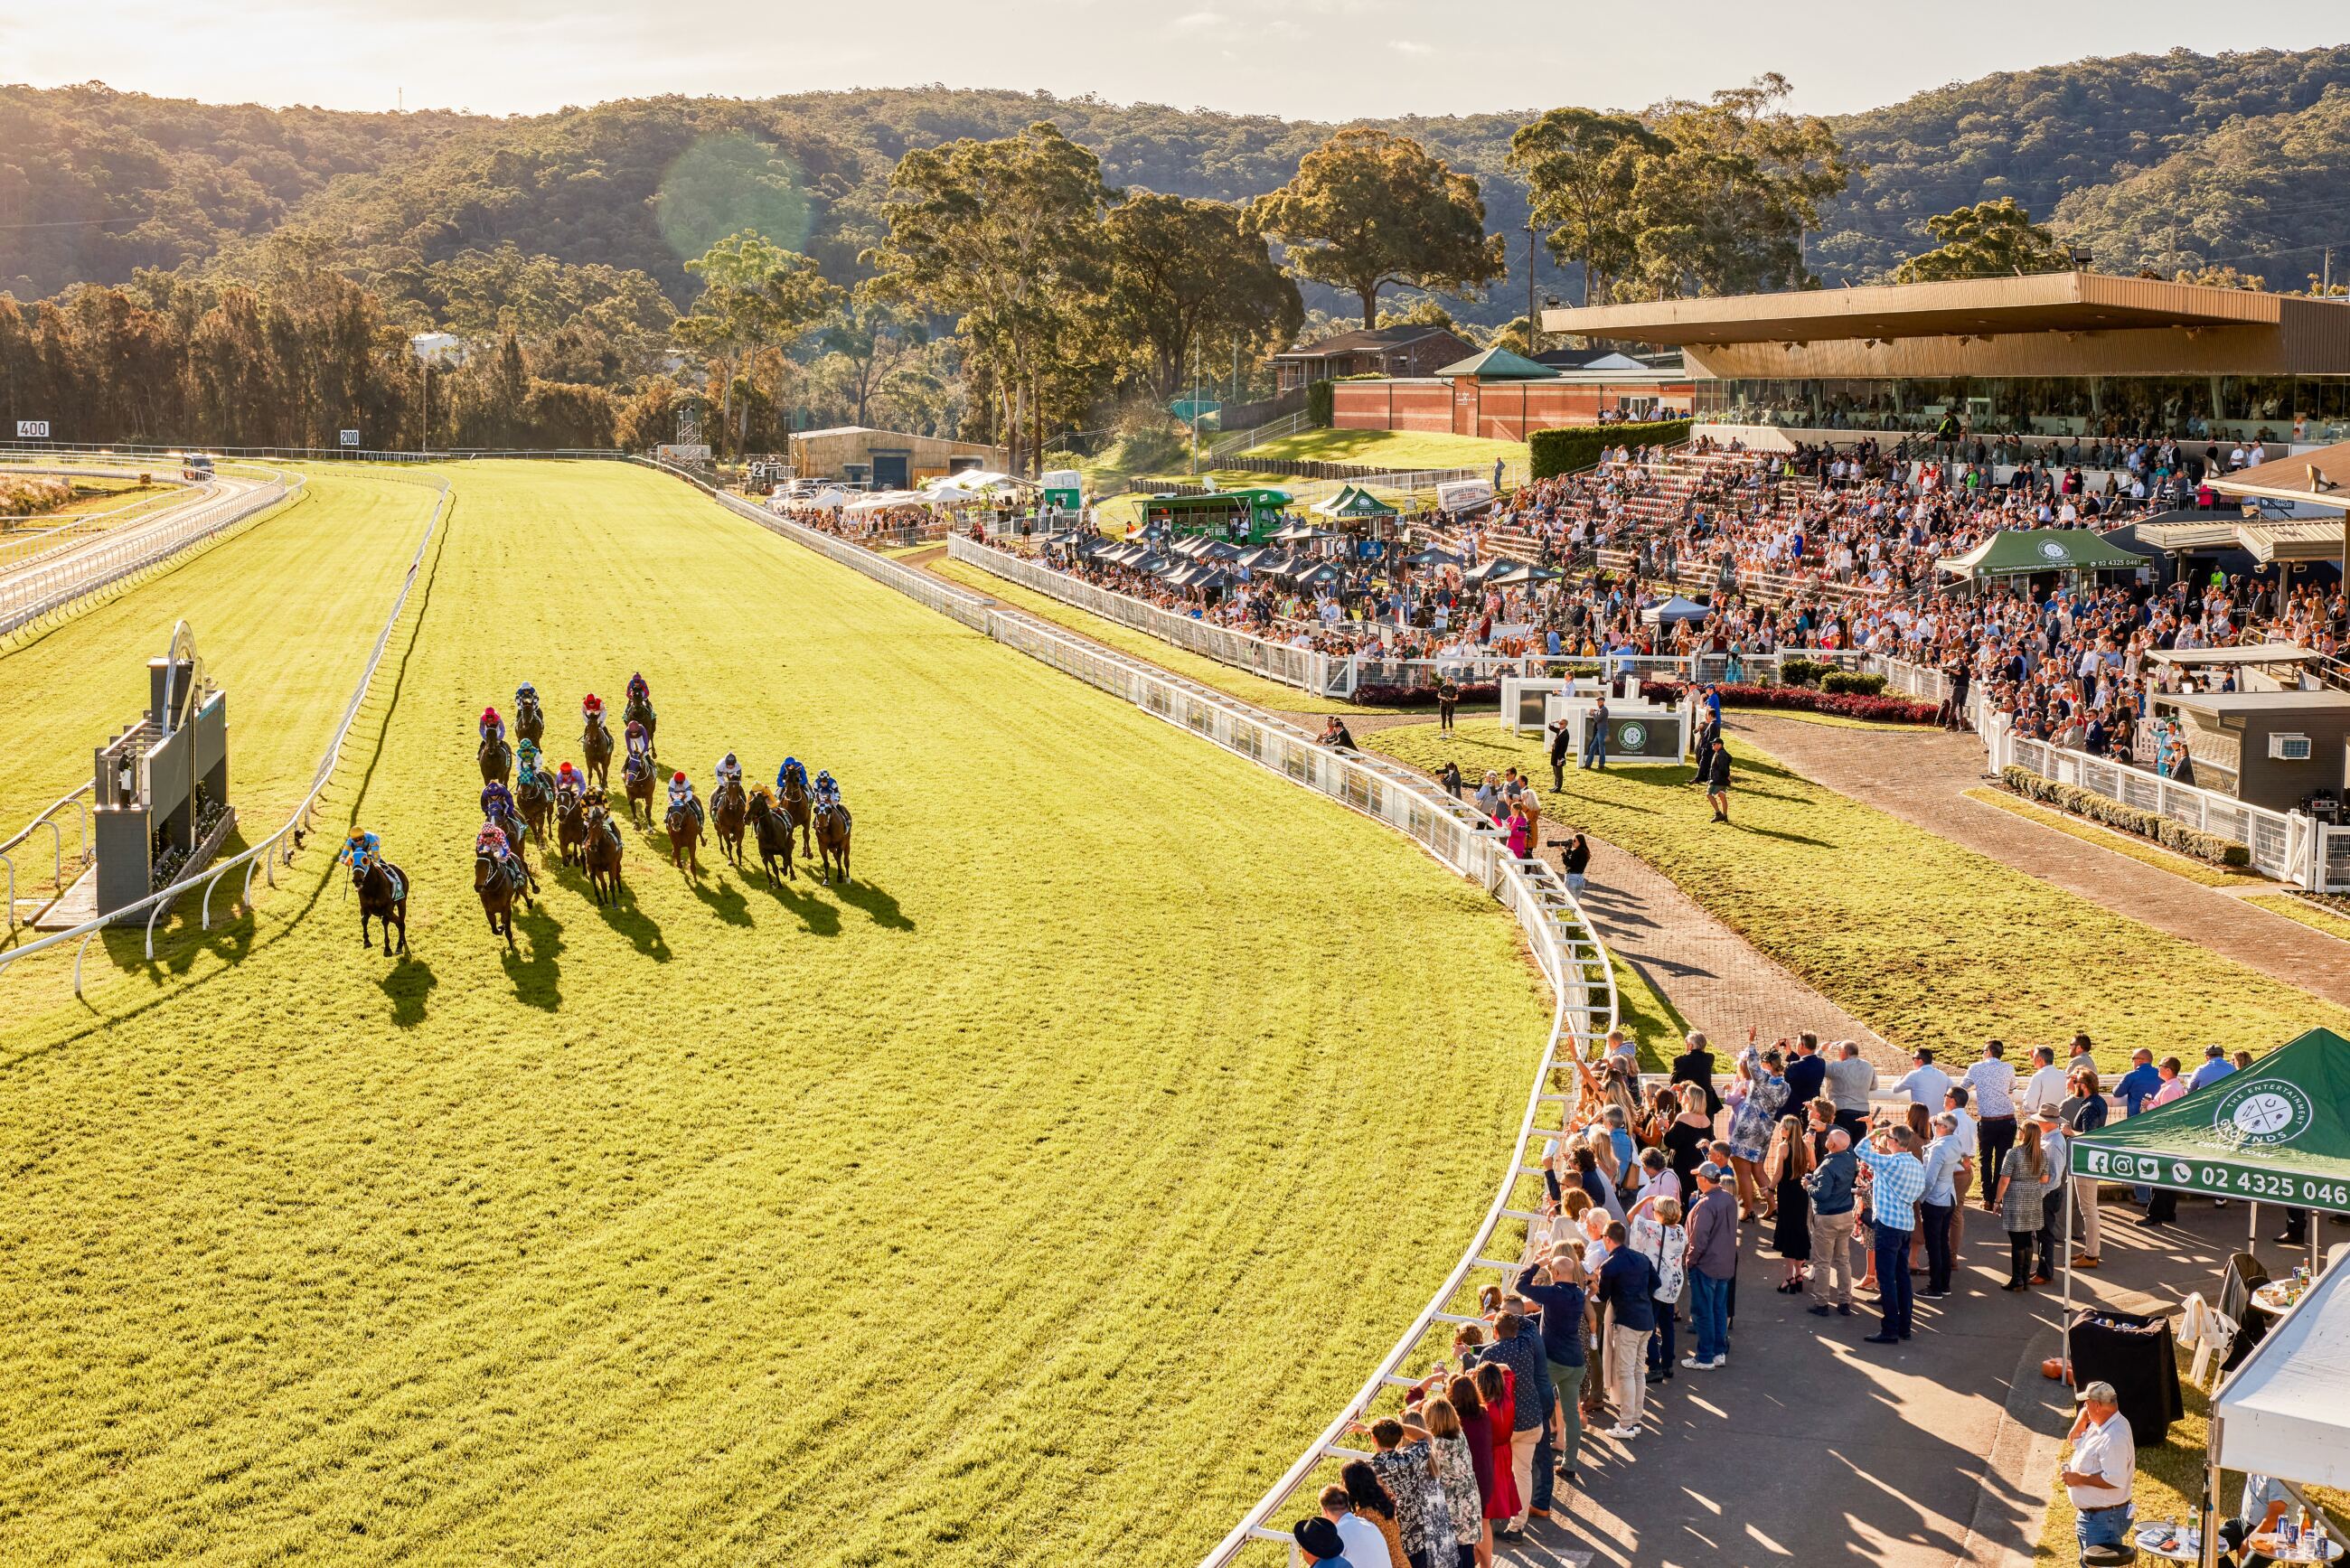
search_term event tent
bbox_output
[1490,563,1563,587]
[1311,484,1399,521]
[1641,595,1712,624]
[1938,528,2148,581]
[2212,1242,2350,1489]
[2070,1027,2350,1214]
[1402,547,1464,568]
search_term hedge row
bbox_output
[1306,380,1334,427]
[1528,419,1696,480]
[1999,765,2252,867]
[1638,680,1941,725]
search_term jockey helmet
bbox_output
[783,756,800,775]
[816,770,834,787]
[481,706,500,724]
[722,751,738,767]
[672,771,687,785]
[517,681,535,696]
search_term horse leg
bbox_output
[504,906,517,952]
[360,909,372,947]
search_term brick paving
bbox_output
[1733,715,2350,1008]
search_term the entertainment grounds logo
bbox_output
[2213,1077,2314,1149]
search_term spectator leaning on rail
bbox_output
[1465,1307,1556,1534]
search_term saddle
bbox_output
[480,849,526,892]
[362,859,407,903]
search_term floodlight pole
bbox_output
[1528,215,1539,356]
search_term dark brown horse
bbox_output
[581,799,625,906]
[517,774,554,850]
[623,694,657,758]
[622,752,658,826]
[664,796,703,876]
[747,789,794,886]
[353,857,409,954]
[813,798,851,887]
[581,712,615,791]
[477,734,512,785]
[711,778,747,869]
[475,847,531,950]
[514,692,545,745]
[556,789,588,867]
[779,770,813,856]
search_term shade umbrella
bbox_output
[1403,546,1464,568]
[1270,523,1341,545]
[1490,562,1563,586]
[1199,540,1245,560]
[1461,559,1512,586]
[1234,546,1283,569]
[1188,568,1236,594]
[1292,562,1348,590]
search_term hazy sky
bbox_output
[4,0,2343,121]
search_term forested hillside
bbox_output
[9,51,2349,324]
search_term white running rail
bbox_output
[0,784,95,934]
[651,457,1618,1565]
[0,467,300,639]
[0,473,450,995]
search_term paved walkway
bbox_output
[1733,715,2350,1007]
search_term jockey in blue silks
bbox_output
[777,756,807,793]
[480,779,516,822]
[515,737,543,787]
[813,769,846,822]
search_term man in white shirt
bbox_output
[1894,1047,1950,1108]
[1313,1482,1387,1567]
[1941,1084,1979,1255]
[2063,1381,2136,1558]
[1964,1041,2018,1214]
[2021,1045,2069,1121]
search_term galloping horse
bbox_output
[581,709,615,791]
[778,768,813,857]
[556,789,588,867]
[622,687,657,759]
[514,690,545,745]
[747,789,794,886]
[711,777,748,869]
[354,858,409,954]
[517,772,555,849]
[477,734,512,785]
[581,798,625,906]
[475,845,532,950]
[664,795,703,876]
[813,797,852,887]
[622,751,658,826]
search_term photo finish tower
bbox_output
[75,622,233,924]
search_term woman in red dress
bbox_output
[1473,1360,1522,1528]
[1449,1373,1500,1567]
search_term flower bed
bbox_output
[1998,765,2251,867]
[1638,680,1940,725]
[1353,681,1501,709]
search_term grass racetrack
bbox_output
[0,462,1552,1565]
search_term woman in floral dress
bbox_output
[1725,1033,1790,1220]
[1425,1396,1487,1568]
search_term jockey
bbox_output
[627,671,650,705]
[479,705,504,746]
[776,756,807,793]
[475,820,520,878]
[480,778,516,822]
[668,770,703,828]
[336,828,382,876]
[515,738,542,787]
[514,681,539,709]
[813,769,844,813]
[625,718,652,760]
[716,751,743,796]
[555,761,584,801]
[581,692,605,725]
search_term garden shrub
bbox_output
[1998,765,2251,866]
[1637,680,1939,724]
[1306,380,1334,428]
[1777,657,1828,688]
[1354,681,1500,708]
[1821,671,1887,696]
[1528,419,1695,480]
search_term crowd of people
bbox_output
[1277,1022,2256,1568]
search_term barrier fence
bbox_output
[0,469,301,639]
[0,473,450,994]
[646,455,1620,1567]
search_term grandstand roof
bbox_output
[1542,272,2285,347]
[2210,440,2350,512]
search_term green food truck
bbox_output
[1142,488,1293,544]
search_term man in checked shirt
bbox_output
[1853,1123,1928,1346]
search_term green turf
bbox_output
[1236,427,1529,474]
[1365,723,2350,1072]
[0,467,443,894]
[0,462,1554,1566]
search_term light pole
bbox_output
[1527,214,1540,356]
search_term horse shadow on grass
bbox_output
[692,873,754,928]
[501,904,566,1009]
[381,954,438,1027]
[762,876,841,936]
[595,880,671,960]
[835,878,912,931]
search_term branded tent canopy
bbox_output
[2070,1028,2350,1214]
[1939,528,2148,582]
[2212,1242,2350,1488]
[1311,484,1399,521]
[1641,595,1713,625]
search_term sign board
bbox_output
[15,420,49,439]
[339,429,361,447]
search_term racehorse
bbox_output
[556,790,588,867]
[353,857,409,954]
[664,795,703,876]
[813,797,852,887]
[581,798,625,906]
[581,710,615,791]
[487,806,535,878]
[779,769,813,856]
[514,692,545,745]
[622,751,657,826]
[746,790,794,886]
[475,846,532,950]
[516,773,554,849]
[622,692,657,758]
[711,778,747,869]
[477,734,512,785]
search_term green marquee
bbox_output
[2071,1028,2350,1213]
[1939,527,2148,580]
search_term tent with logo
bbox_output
[2068,1028,2350,1215]
[1937,528,2150,582]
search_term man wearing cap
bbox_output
[1292,1507,1361,1567]
[2062,1381,2136,1562]
[2035,1107,2071,1284]
[1682,1163,1738,1370]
